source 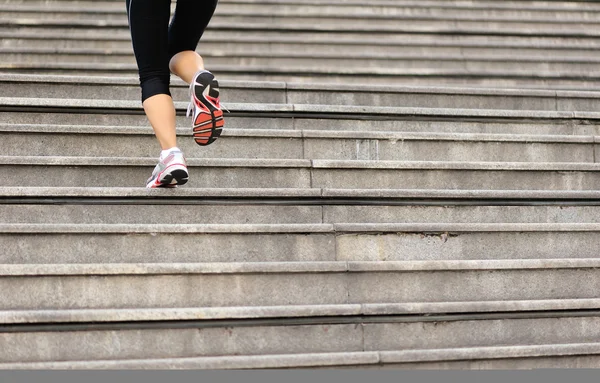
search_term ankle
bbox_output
[160,146,181,160]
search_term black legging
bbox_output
[126,0,219,102]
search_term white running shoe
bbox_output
[186,70,224,146]
[146,149,189,188]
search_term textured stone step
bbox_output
[3,97,598,137]
[5,57,600,78]
[3,297,600,326]
[2,96,597,123]
[5,186,600,200]
[5,202,600,225]
[4,63,600,89]
[1,314,600,363]
[9,0,600,12]
[4,2,600,21]
[0,14,599,37]
[6,28,600,51]
[4,11,600,35]
[2,259,600,310]
[2,124,595,163]
[4,346,600,369]
[8,50,600,78]
[3,114,597,137]
[3,222,600,263]
[4,298,600,324]
[4,35,600,59]
[6,74,600,112]
[4,156,600,190]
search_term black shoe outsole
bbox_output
[159,169,189,187]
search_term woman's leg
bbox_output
[168,0,224,146]
[167,0,219,82]
[126,0,177,151]
[127,0,188,188]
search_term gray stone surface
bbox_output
[0,162,312,188]
[324,205,600,224]
[7,204,600,225]
[0,324,363,363]
[363,317,600,352]
[3,126,596,162]
[336,231,600,261]
[5,0,600,369]
[0,232,336,264]
[0,204,323,224]
[1,260,600,309]
[0,352,380,370]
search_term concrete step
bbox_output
[5,201,600,225]
[4,63,600,89]
[9,0,600,12]
[4,345,600,369]
[1,313,600,363]
[3,11,600,34]
[5,1,600,21]
[4,156,600,190]
[2,97,599,133]
[3,222,600,263]
[2,258,600,310]
[6,299,600,324]
[2,124,596,163]
[3,113,597,137]
[6,28,600,50]
[4,35,600,59]
[13,18,600,37]
[6,49,600,76]
[6,74,600,112]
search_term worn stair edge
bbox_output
[10,0,600,12]
[7,3,600,20]
[6,62,600,80]
[3,342,600,369]
[6,156,600,172]
[4,299,600,324]
[9,47,600,65]
[5,186,600,200]
[7,222,600,234]
[2,124,596,144]
[8,31,600,52]
[5,15,600,29]
[2,259,600,276]
[0,352,380,370]
[7,72,595,98]
[1,97,592,120]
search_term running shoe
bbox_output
[146,149,189,188]
[187,70,224,146]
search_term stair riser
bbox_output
[2,269,600,310]
[3,113,597,136]
[5,70,600,89]
[377,355,600,370]
[4,164,600,189]
[5,39,599,58]
[7,82,600,112]
[2,317,600,363]
[4,14,600,32]
[3,205,600,225]
[5,53,600,74]
[2,132,594,162]
[2,231,600,263]
[6,4,600,20]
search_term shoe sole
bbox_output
[147,166,189,188]
[192,72,224,147]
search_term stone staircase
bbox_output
[2,0,600,369]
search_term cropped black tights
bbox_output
[126,0,219,101]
